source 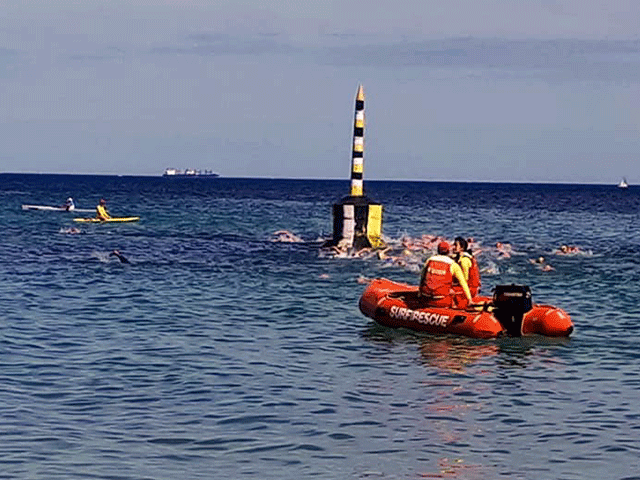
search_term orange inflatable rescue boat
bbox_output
[359,278,573,338]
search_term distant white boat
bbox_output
[618,177,629,189]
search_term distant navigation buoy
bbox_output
[330,85,384,251]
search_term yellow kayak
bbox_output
[74,217,140,223]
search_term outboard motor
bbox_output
[492,285,533,336]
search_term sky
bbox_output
[2,1,640,183]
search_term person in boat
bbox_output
[452,236,481,299]
[96,199,111,220]
[419,241,473,308]
[63,197,75,211]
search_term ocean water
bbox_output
[1,174,640,480]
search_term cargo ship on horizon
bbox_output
[163,168,219,177]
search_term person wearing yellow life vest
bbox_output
[419,241,473,308]
[96,198,111,220]
[452,236,481,297]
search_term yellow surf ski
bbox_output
[74,217,140,223]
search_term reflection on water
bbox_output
[418,337,499,374]
[418,457,486,479]
[495,336,573,369]
[362,323,571,374]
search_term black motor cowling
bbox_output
[492,285,533,336]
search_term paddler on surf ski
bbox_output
[62,197,75,211]
[419,241,479,309]
[96,199,111,220]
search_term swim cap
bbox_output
[437,241,450,254]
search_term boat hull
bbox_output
[359,278,573,338]
[22,205,94,212]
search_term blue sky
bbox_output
[2,0,640,183]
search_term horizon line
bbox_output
[0,171,631,186]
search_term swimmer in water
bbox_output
[530,255,554,271]
[558,244,581,255]
[272,230,303,242]
[495,242,512,258]
[110,250,130,264]
[330,238,351,257]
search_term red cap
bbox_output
[437,241,450,254]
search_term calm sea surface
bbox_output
[1,174,640,479]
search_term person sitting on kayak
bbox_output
[419,241,473,308]
[452,236,481,299]
[96,199,111,220]
[63,197,75,211]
